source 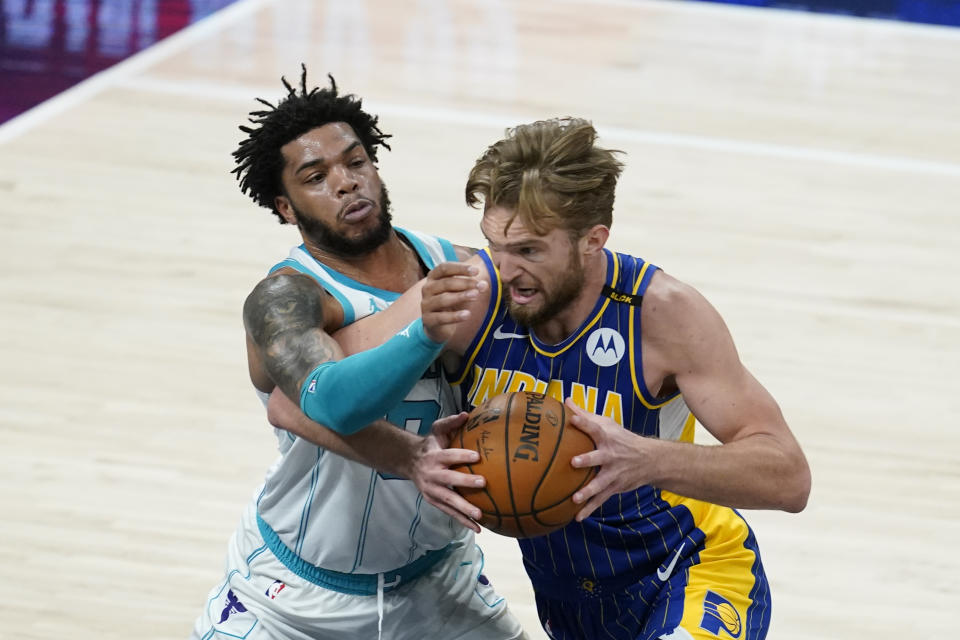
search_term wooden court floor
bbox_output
[1,0,958,637]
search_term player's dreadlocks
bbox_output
[232,65,392,224]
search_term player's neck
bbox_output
[302,230,424,293]
[531,252,607,344]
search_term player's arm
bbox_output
[243,273,444,435]
[245,274,485,530]
[331,242,481,356]
[266,388,485,531]
[334,255,489,358]
[568,271,811,518]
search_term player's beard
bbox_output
[294,184,393,257]
[507,245,585,328]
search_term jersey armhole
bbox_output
[628,262,681,409]
[269,258,355,325]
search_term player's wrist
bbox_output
[408,317,446,347]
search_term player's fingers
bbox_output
[427,262,479,281]
[421,289,481,312]
[423,310,471,326]
[574,494,608,522]
[422,278,479,301]
[432,447,481,467]
[572,472,612,505]
[429,499,481,533]
[566,406,602,438]
[570,450,602,469]
[433,468,485,489]
[431,412,469,436]
[424,486,483,530]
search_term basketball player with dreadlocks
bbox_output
[189,68,526,640]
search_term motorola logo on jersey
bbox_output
[700,590,742,638]
[585,328,625,367]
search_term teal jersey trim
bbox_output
[269,258,356,325]
[256,513,453,596]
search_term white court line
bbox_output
[0,0,273,146]
[119,75,960,177]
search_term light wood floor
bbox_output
[1,0,958,637]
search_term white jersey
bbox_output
[253,228,463,577]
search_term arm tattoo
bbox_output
[244,274,339,400]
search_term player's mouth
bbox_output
[340,199,375,222]
[509,285,539,304]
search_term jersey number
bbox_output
[378,399,441,480]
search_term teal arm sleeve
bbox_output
[298,318,444,435]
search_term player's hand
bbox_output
[421,262,487,344]
[412,411,487,532]
[564,399,653,522]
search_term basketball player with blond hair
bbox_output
[317,117,811,639]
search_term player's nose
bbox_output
[330,164,359,196]
[497,254,522,282]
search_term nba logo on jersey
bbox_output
[700,590,742,638]
[265,580,286,599]
[585,328,625,367]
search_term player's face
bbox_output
[275,123,391,256]
[481,206,585,327]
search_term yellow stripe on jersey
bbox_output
[453,249,503,386]
[680,412,696,444]
[530,253,621,358]
[627,262,675,410]
[659,490,759,639]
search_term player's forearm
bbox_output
[298,319,443,434]
[268,390,420,477]
[335,279,424,355]
[647,434,810,512]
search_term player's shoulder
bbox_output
[266,265,305,278]
[644,269,695,306]
[253,267,323,293]
[247,270,344,332]
[641,270,719,338]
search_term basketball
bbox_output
[452,391,597,538]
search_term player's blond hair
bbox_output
[465,118,623,236]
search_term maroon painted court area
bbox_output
[0,0,239,125]
[3,0,960,127]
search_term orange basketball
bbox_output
[452,391,597,538]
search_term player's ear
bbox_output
[275,195,298,225]
[580,224,609,255]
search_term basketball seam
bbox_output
[503,392,525,537]
[528,400,569,526]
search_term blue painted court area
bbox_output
[690,0,960,26]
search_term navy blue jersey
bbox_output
[452,249,768,640]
